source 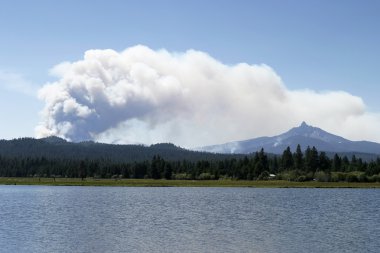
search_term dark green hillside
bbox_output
[0,137,245,162]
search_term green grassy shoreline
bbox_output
[0,177,379,188]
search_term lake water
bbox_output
[0,186,379,253]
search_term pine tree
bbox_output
[305,146,319,172]
[294,144,304,170]
[332,154,341,171]
[281,146,293,170]
[79,160,87,180]
[150,155,160,179]
[163,163,172,180]
[319,152,330,171]
[258,148,269,171]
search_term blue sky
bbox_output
[1,0,379,142]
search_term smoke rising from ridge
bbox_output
[36,45,380,147]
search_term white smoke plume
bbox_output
[36,45,380,147]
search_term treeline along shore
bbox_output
[1,143,380,183]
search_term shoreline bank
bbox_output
[0,177,379,188]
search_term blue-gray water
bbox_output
[0,186,379,253]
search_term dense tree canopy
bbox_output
[0,142,379,182]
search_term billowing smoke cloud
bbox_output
[36,45,380,147]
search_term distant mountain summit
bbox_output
[198,122,380,155]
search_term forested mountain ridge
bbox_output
[0,137,245,162]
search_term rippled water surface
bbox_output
[0,186,379,253]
